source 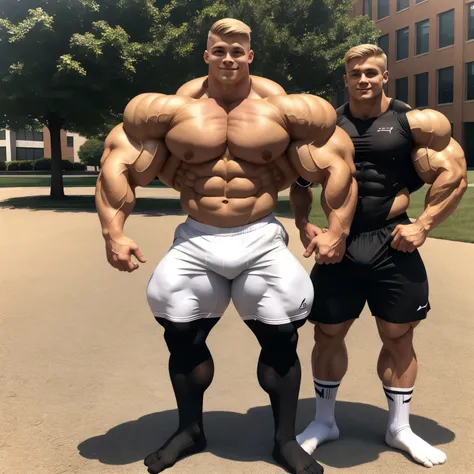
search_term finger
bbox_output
[304,240,317,258]
[111,254,126,271]
[398,238,410,253]
[391,225,402,238]
[407,243,417,253]
[132,247,147,263]
[126,259,139,272]
[391,231,402,250]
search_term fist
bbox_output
[298,222,326,250]
[391,220,428,253]
[105,235,146,272]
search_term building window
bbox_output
[396,77,409,103]
[464,123,474,167]
[438,66,454,104]
[16,147,44,161]
[0,129,5,140]
[438,9,455,49]
[67,136,74,148]
[397,0,409,12]
[363,0,373,19]
[16,129,43,142]
[416,19,430,55]
[468,3,474,41]
[378,34,389,58]
[377,0,389,19]
[416,0,426,3]
[466,62,474,100]
[450,123,454,137]
[0,147,6,162]
[415,73,429,107]
[396,27,409,60]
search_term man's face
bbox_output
[204,34,254,84]
[344,56,388,101]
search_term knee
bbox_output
[314,321,353,346]
[160,319,215,353]
[377,320,419,346]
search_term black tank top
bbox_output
[296,99,424,233]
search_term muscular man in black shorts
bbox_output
[291,44,467,468]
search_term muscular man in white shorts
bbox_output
[95,18,357,474]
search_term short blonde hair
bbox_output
[344,44,387,70]
[208,18,252,44]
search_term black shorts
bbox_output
[308,213,430,325]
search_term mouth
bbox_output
[219,67,238,71]
[357,88,371,92]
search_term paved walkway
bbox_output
[1,187,473,474]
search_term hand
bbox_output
[298,222,327,249]
[304,229,346,264]
[391,220,428,253]
[105,234,146,272]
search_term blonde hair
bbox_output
[208,18,252,44]
[344,44,387,70]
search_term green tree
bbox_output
[78,138,104,171]
[0,0,160,198]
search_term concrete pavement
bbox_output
[0,187,473,474]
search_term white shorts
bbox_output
[146,214,314,325]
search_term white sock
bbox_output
[383,386,447,468]
[296,378,341,455]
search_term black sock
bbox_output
[246,320,324,474]
[144,318,218,473]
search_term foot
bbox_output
[296,421,340,455]
[144,425,207,473]
[272,439,324,474]
[386,426,447,468]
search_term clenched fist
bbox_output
[391,220,428,253]
[299,222,345,264]
[105,235,146,272]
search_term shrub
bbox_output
[73,162,87,171]
[0,161,6,171]
[18,160,33,170]
[33,158,51,170]
[6,160,21,171]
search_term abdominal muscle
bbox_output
[173,150,284,228]
[387,187,410,220]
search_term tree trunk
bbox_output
[48,114,65,199]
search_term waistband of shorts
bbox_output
[185,213,276,236]
[350,212,409,235]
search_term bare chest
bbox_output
[164,98,290,165]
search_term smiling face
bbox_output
[204,33,254,85]
[344,55,389,102]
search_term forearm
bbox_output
[321,162,357,239]
[290,182,313,230]
[418,171,468,232]
[95,157,136,241]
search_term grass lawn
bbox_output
[0,176,166,187]
[307,185,474,243]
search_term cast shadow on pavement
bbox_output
[77,398,454,470]
[0,196,294,218]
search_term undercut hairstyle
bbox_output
[208,18,252,45]
[344,44,387,70]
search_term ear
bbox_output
[382,70,389,84]
[344,74,348,87]
[204,50,210,64]
[248,50,254,64]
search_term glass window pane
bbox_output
[468,3,474,41]
[397,27,409,60]
[33,130,43,141]
[24,130,34,141]
[415,73,429,107]
[378,34,389,59]
[67,136,74,148]
[416,0,426,3]
[0,130,5,140]
[416,20,430,55]
[378,0,389,19]
[439,10,455,49]
[467,62,474,100]
[438,67,454,104]
[396,77,409,103]
[0,147,6,161]
[397,0,409,12]
[363,0,373,19]
[463,123,474,167]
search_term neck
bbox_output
[207,74,252,104]
[348,92,391,120]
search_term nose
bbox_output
[222,54,234,66]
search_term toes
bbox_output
[430,448,447,465]
[144,451,160,467]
